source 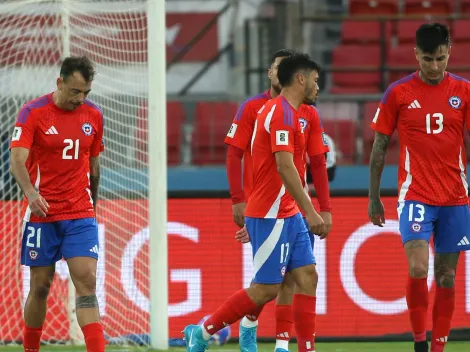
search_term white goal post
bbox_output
[0,0,168,348]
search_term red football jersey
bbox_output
[10,93,104,222]
[371,71,470,206]
[224,90,271,200]
[298,104,329,190]
[245,96,305,219]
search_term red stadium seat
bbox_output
[331,45,382,94]
[349,0,399,15]
[322,119,357,164]
[397,20,439,44]
[387,45,416,83]
[192,101,238,165]
[135,101,184,165]
[341,20,392,44]
[404,0,453,14]
[461,0,470,13]
[453,20,470,43]
[446,43,470,80]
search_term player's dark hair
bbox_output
[60,56,96,82]
[277,53,320,87]
[416,23,450,54]
[270,49,296,66]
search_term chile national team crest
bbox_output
[82,123,93,136]
[448,96,462,109]
[299,118,308,132]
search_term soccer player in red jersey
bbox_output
[369,23,470,352]
[184,53,324,352]
[225,51,331,352]
[10,56,105,352]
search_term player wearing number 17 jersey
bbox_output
[10,57,105,352]
[369,23,470,352]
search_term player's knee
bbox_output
[435,269,456,288]
[294,265,318,294]
[408,263,428,278]
[30,282,52,301]
[249,283,280,305]
[73,270,97,295]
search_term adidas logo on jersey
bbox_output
[89,245,99,253]
[457,236,470,246]
[408,100,421,109]
[45,126,58,135]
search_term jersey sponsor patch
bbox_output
[227,123,237,138]
[448,96,462,109]
[82,123,93,136]
[322,132,328,146]
[12,127,22,141]
[276,130,289,145]
[299,118,307,132]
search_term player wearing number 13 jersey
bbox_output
[9,57,105,352]
[369,23,470,352]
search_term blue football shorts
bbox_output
[398,200,470,253]
[245,212,315,284]
[20,217,99,266]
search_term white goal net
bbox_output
[0,0,153,345]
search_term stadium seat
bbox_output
[321,119,357,164]
[192,101,238,165]
[453,20,470,43]
[396,20,442,44]
[341,20,392,44]
[387,45,416,84]
[404,0,453,15]
[446,43,470,80]
[135,101,184,165]
[331,45,382,94]
[461,0,470,13]
[349,0,399,15]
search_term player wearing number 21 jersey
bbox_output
[11,92,103,224]
[10,56,105,352]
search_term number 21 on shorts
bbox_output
[26,226,41,248]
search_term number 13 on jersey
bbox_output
[426,113,443,134]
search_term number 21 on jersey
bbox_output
[426,113,443,134]
[63,139,79,159]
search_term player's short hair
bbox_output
[277,53,320,87]
[270,49,296,66]
[416,23,450,54]
[60,56,96,82]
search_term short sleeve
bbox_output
[90,111,104,157]
[10,105,36,150]
[306,107,329,156]
[371,85,399,136]
[269,104,295,154]
[224,99,258,150]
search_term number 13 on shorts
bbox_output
[399,201,433,244]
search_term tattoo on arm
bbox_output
[369,132,391,200]
[434,252,460,288]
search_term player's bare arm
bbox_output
[10,147,49,217]
[275,151,324,234]
[89,156,100,213]
[368,132,391,227]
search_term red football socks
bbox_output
[245,304,264,322]
[431,286,455,352]
[292,294,316,352]
[81,322,105,352]
[275,304,293,341]
[23,326,42,352]
[406,276,429,342]
[203,289,258,335]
